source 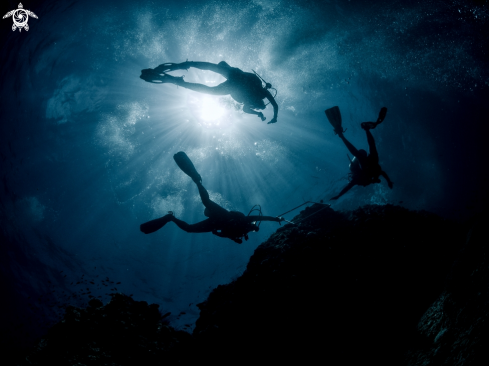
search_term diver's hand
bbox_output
[267,117,277,124]
[258,112,266,121]
[276,217,284,225]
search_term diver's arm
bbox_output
[247,215,283,223]
[264,89,278,124]
[330,181,356,200]
[380,171,394,189]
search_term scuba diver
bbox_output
[140,152,284,243]
[325,106,394,200]
[140,61,279,124]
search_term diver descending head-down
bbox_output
[140,61,279,124]
[140,152,284,243]
[326,106,394,200]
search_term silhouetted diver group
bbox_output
[139,60,393,243]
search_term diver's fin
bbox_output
[173,151,202,184]
[140,213,173,234]
[361,107,388,130]
[140,69,166,83]
[325,106,345,134]
[361,122,377,130]
[377,107,387,124]
[153,62,189,74]
[140,69,183,84]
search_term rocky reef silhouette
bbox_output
[16,204,488,365]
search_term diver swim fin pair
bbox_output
[325,106,345,135]
[140,69,184,84]
[173,151,202,184]
[140,212,174,234]
[153,62,189,74]
[361,107,388,130]
[326,106,388,132]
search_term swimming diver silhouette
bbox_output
[140,61,279,124]
[326,106,394,200]
[140,152,284,243]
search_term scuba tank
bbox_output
[348,155,362,175]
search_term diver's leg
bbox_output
[338,133,362,159]
[171,217,215,233]
[142,71,232,95]
[365,129,379,162]
[176,80,232,95]
[144,71,232,95]
[196,182,229,217]
[155,61,233,78]
[185,61,233,78]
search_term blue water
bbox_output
[1,0,488,351]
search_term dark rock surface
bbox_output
[193,204,466,364]
[406,218,489,366]
[18,294,192,365]
[16,204,489,365]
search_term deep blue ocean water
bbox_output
[1,0,488,352]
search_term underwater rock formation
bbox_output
[17,204,488,365]
[406,218,489,366]
[19,294,192,365]
[193,204,466,365]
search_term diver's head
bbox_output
[265,82,272,89]
[358,149,368,158]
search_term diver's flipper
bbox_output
[140,213,173,234]
[140,69,167,83]
[173,151,202,184]
[377,107,387,124]
[153,62,187,74]
[325,106,345,134]
[140,69,183,84]
[361,107,388,130]
[361,122,377,130]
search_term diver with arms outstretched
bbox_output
[140,152,283,243]
[326,106,393,200]
[140,61,279,124]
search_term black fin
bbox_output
[325,106,344,134]
[377,107,387,124]
[173,151,202,183]
[140,215,172,234]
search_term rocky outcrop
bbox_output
[18,204,488,365]
[406,218,489,366]
[193,204,466,364]
[19,294,192,365]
